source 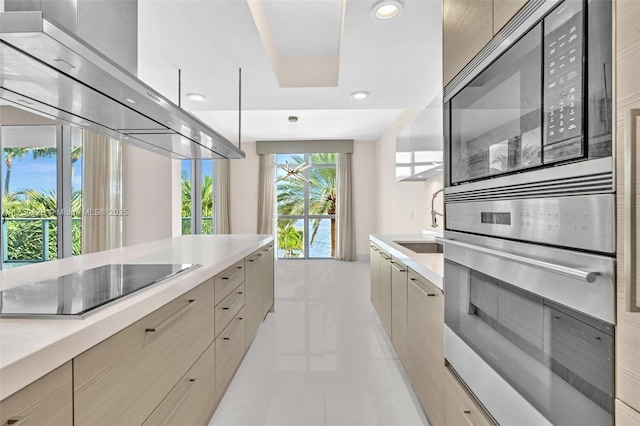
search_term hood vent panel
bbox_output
[0,12,244,160]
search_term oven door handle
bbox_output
[625,108,640,312]
[435,237,598,283]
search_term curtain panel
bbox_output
[81,132,122,254]
[257,154,276,235]
[336,152,356,261]
[215,159,231,234]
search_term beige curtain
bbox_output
[257,154,276,234]
[215,159,231,234]
[81,132,123,254]
[336,152,356,261]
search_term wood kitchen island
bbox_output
[0,234,274,425]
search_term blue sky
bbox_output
[1,153,83,195]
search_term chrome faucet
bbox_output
[431,187,444,228]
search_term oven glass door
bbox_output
[444,259,613,425]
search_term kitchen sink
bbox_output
[394,241,443,254]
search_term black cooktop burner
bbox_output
[0,264,200,317]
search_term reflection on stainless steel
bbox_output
[430,188,444,228]
[0,264,200,318]
[441,231,614,324]
[393,241,443,254]
[445,194,615,254]
[0,12,244,160]
[444,256,614,425]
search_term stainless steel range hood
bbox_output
[0,11,245,159]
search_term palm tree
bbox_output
[277,153,337,256]
[3,148,30,194]
[181,173,214,234]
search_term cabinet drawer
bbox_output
[215,260,245,305]
[74,279,216,425]
[0,362,72,426]
[215,308,246,402]
[143,341,218,426]
[215,282,245,337]
[445,367,495,426]
[261,244,275,316]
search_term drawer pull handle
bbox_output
[220,290,244,311]
[7,418,25,425]
[263,246,274,252]
[222,266,243,280]
[427,293,436,297]
[381,254,391,260]
[625,108,640,312]
[146,299,196,334]
[248,253,263,262]
[463,410,471,414]
[391,262,406,272]
[221,314,244,340]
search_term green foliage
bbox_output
[277,221,303,257]
[181,173,214,235]
[2,189,83,263]
[277,153,337,257]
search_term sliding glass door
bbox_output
[276,153,336,259]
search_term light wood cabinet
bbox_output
[214,259,245,305]
[69,242,274,426]
[443,0,493,85]
[379,250,393,338]
[142,341,217,426]
[370,244,381,315]
[407,269,445,426]
[73,278,217,425]
[0,362,72,426]
[245,249,264,348]
[391,259,408,363]
[215,282,245,337]
[615,0,640,418]
[245,245,274,348]
[216,309,247,402]
[493,0,528,34]
[615,399,640,426]
[262,244,275,315]
[445,367,495,426]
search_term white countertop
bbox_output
[369,233,443,290]
[0,234,273,400]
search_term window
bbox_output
[276,153,336,259]
[1,125,84,269]
[181,159,214,235]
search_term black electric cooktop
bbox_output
[0,263,200,318]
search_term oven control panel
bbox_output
[445,194,614,254]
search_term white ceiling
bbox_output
[137,0,443,144]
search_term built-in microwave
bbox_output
[444,0,611,187]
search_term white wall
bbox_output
[375,109,445,234]
[352,140,377,255]
[123,144,173,246]
[229,142,260,234]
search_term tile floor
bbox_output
[210,259,429,426]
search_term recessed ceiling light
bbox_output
[187,93,206,102]
[124,98,136,104]
[166,121,173,125]
[351,91,369,100]
[371,0,402,20]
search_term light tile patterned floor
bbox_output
[210,259,428,426]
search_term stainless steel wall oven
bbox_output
[440,0,614,424]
